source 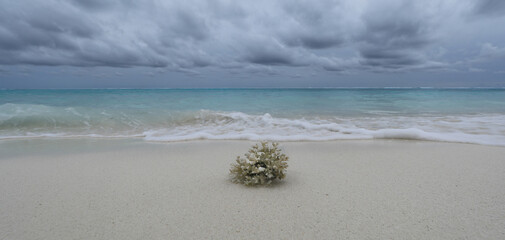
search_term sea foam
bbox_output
[142,111,505,146]
[1,103,505,146]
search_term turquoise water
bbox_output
[1,89,505,145]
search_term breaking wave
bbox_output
[1,103,505,146]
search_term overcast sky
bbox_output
[1,0,505,88]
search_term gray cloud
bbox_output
[0,0,501,75]
[70,0,120,10]
[277,0,347,49]
[474,0,505,16]
[479,43,505,59]
[246,51,295,66]
[355,1,436,71]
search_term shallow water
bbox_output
[1,89,505,145]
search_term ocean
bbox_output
[1,89,505,146]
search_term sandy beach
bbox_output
[3,0,505,238]
[1,139,505,239]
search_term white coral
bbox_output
[230,142,289,186]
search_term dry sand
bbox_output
[1,139,505,239]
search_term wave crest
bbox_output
[1,103,505,146]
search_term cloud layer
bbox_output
[0,0,504,74]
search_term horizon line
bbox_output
[2,87,505,90]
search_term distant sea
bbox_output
[1,89,505,146]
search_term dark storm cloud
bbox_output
[171,11,209,41]
[70,0,117,10]
[474,0,505,16]
[0,0,215,68]
[360,50,423,67]
[0,0,501,74]
[281,31,344,49]
[246,51,294,66]
[277,0,346,49]
[0,2,97,51]
[355,2,435,71]
[292,36,342,49]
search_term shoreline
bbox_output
[1,139,505,239]
[1,133,505,149]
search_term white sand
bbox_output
[1,139,505,239]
